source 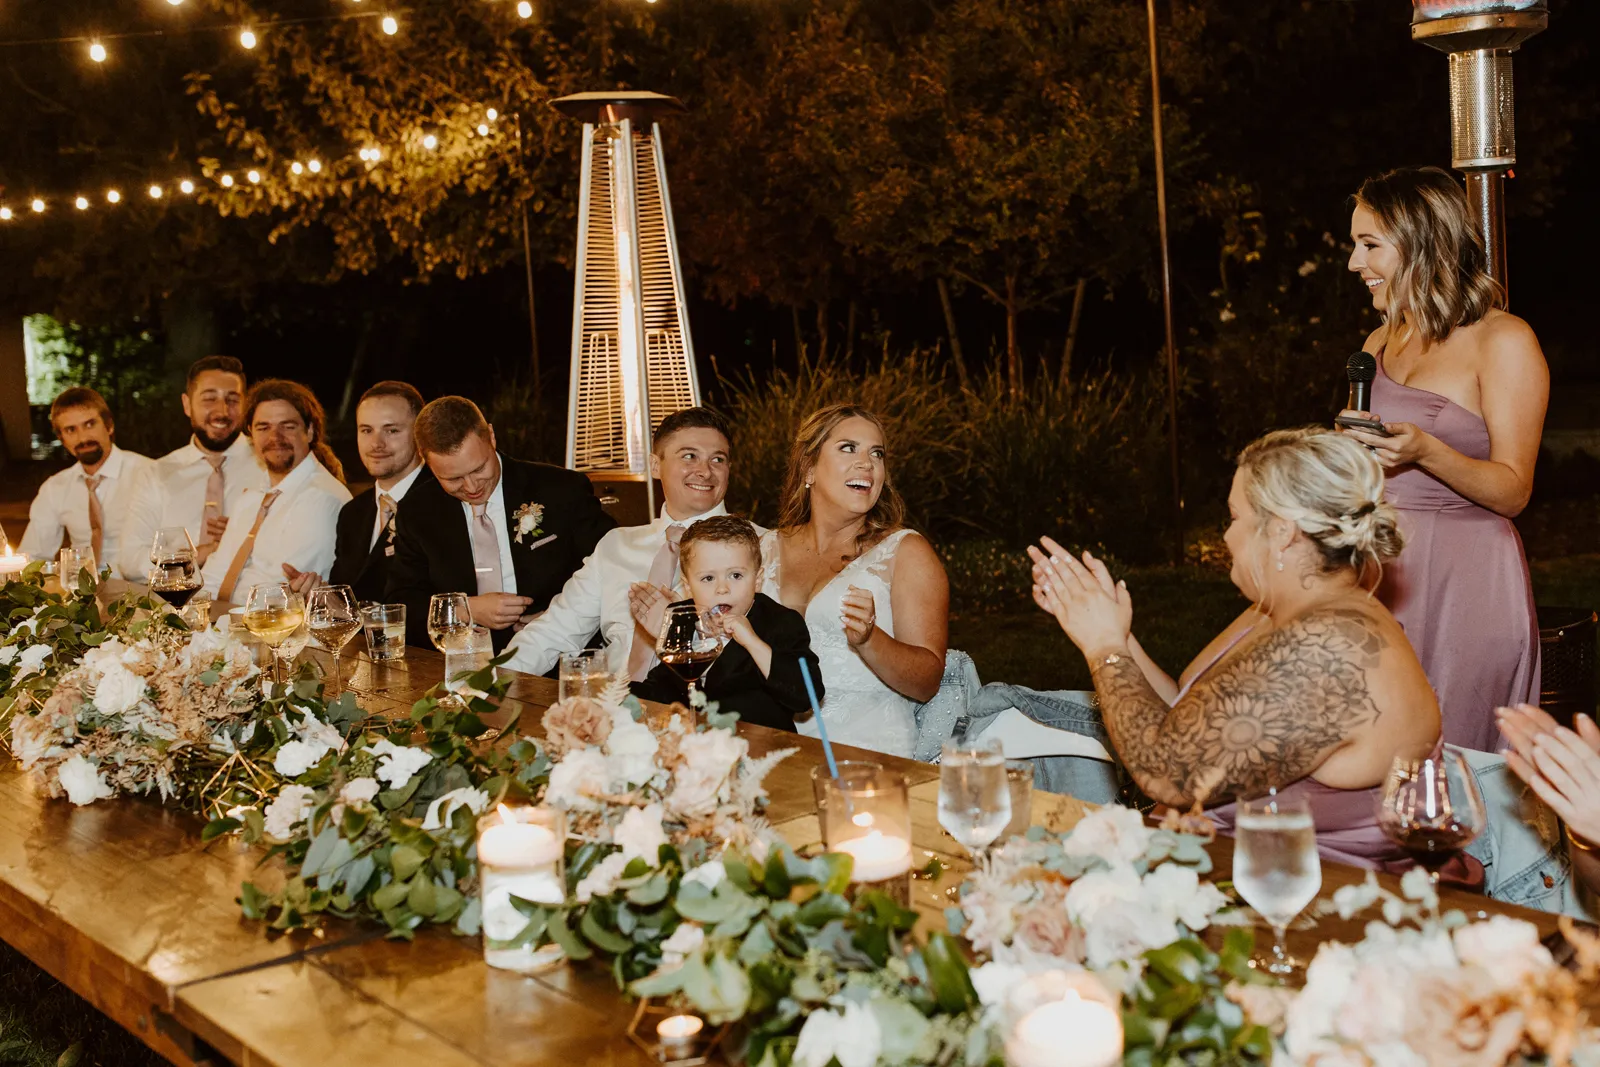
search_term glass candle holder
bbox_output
[1004,970,1124,1067]
[477,805,567,973]
[1001,759,1034,840]
[818,765,912,904]
[626,997,730,1066]
[809,760,883,832]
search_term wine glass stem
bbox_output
[1270,923,1290,972]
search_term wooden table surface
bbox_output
[0,646,1566,1067]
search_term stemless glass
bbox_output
[307,585,362,695]
[243,583,307,687]
[1233,793,1322,977]
[656,602,724,704]
[148,527,202,609]
[558,649,613,701]
[58,546,97,590]
[427,592,474,652]
[938,737,1013,857]
[1378,747,1486,883]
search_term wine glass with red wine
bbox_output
[148,527,202,609]
[655,602,725,705]
[1377,747,1485,883]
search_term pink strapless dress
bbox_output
[1371,357,1540,752]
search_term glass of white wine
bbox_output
[308,585,361,696]
[938,736,1012,859]
[1233,793,1321,977]
[243,582,307,688]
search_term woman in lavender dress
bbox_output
[1342,166,1548,753]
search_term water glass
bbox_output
[58,546,97,590]
[939,737,1012,856]
[443,625,495,701]
[1233,793,1321,976]
[1001,759,1035,840]
[558,648,613,701]
[361,602,407,662]
[1378,747,1485,882]
[427,592,473,652]
[478,805,567,973]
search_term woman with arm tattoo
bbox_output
[1031,428,1442,871]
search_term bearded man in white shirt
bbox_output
[503,407,746,678]
[118,355,270,580]
[200,380,351,605]
[20,387,155,579]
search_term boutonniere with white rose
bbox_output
[511,502,546,545]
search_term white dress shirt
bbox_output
[20,446,155,580]
[502,502,735,676]
[200,455,351,600]
[370,464,424,550]
[460,463,517,595]
[118,435,269,581]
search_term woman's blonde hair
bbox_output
[1354,165,1504,350]
[1237,428,1402,579]
[776,404,906,557]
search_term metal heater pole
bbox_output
[1148,0,1184,563]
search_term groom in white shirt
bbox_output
[503,407,743,677]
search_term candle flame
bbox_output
[851,812,873,827]
[496,803,516,824]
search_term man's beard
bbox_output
[261,448,297,475]
[194,424,242,453]
[73,443,105,468]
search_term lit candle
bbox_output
[835,830,913,883]
[478,809,567,972]
[656,1014,704,1056]
[1007,990,1123,1067]
[0,544,28,578]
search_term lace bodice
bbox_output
[761,528,918,757]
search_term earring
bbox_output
[1276,551,1285,572]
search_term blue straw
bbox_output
[798,659,838,778]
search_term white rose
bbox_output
[678,729,746,781]
[614,803,668,866]
[681,860,727,891]
[970,961,1029,1008]
[1061,805,1154,868]
[1140,862,1228,931]
[56,754,115,806]
[93,662,149,716]
[263,784,318,840]
[421,787,490,831]
[79,638,127,674]
[366,739,433,788]
[1065,864,1142,927]
[667,730,747,818]
[293,710,347,754]
[273,739,332,778]
[605,713,660,789]
[1283,942,1359,1062]
[15,644,51,678]
[545,748,610,811]
[1083,897,1179,970]
[574,852,630,903]
[658,922,705,968]
[793,1003,881,1067]
[0,645,18,666]
[1453,915,1552,991]
[666,764,725,820]
[339,778,381,806]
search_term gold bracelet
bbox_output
[1566,824,1596,853]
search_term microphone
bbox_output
[1346,351,1377,413]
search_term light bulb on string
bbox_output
[247,170,261,184]
[106,189,121,203]
[166,0,184,6]
[0,208,11,221]
[239,29,257,49]
[149,185,163,199]
[220,174,235,188]
[307,159,322,173]
[74,197,89,211]
[486,108,498,121]
[516,1,532,17]
[30,199,45,213]
[179,180,195,194]
[422,133,438,150]
[381,15,398,34]
[477,124,489,136]
[89,42,107,63]
[291,161,304,175]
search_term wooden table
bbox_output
[0,647,1567,1067]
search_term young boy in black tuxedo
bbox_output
[632,516,822,732]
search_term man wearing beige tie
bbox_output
[20,388,154,580]
[503,407,749,679]
[200,380,350,606]
[386,396,615,652]
[118,356,269,581]
[325,381,431,602]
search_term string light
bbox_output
[381,15,398,35]
[307,159,322,173]
[239,29,257,49]
[517,1,532,17]
[148,184,163,199]
[0,208,11,221]
[30,199,45,213]
[220,174,235,187]
[179,180,195,194]
[477,123,489,136]
[106,189,121,203]
[88,41,107,63]
[247,169,261,184]
[75,197,89,210]
[291,161,304,174]
[166,0,184,6]
[422,133,437,150]
[486,108,498,121]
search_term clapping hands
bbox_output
[1026,536,1132,658]
[1498,703,1600,848]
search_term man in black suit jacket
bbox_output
[386,396,615,651]
[329,382,432,603]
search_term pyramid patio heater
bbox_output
[553,91,702,526]
[1411,1,1547,299]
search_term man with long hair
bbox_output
[200,379,350,604]
[118,356,271,580]
[21,387,155,580]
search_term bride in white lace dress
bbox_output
[760,405,949,758]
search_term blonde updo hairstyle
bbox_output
[1236,428,1403,583]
